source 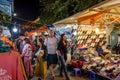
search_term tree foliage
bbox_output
[0,11,10,26]
[39,0,105,25]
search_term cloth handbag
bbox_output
[35,48,44,56]
[39,50,44,57]
[35,48,44,61]
[66,53,71,65]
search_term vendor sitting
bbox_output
[96,41,104,57]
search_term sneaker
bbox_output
[59,73,64,77]
[52,76,55,80]
[66,76,71,80]
[66,77,71,80]
[38,78,41,80]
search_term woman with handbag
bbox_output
[57,34,70,80]
[34,38,47,80]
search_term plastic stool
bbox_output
[73,68,82,76]
[115,73,120,80]
[90,71,96,80]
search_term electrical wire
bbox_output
[12,16,41,25]
[0,16,41,27]
[0,18,25,27]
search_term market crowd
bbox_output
[15,30,120,80]
[14,30,75,80]
[1,28,120,80]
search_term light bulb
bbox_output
[13,27,18,32]
[95,28,99,34]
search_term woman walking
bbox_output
[21,38,33,79]
[57,34,70,80]
[35,38,47,80]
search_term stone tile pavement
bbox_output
[30,65,90,80]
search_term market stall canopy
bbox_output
[24,18,41,29]
[24,26,48,37]
[53,0,120,27]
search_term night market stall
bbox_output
[53,0,120,80]
[24,26,48,37]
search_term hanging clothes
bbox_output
[1,36,15,49]
[0,40,10,52]
[0,32,27,80]
[0,50,27,80]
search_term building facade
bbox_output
[0,0,14,16]
[0,0,13,38]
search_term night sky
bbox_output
[14,0,40,21]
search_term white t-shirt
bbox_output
[44,37,57,54]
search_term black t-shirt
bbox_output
[96,45,103,55]
[57,41,68,54]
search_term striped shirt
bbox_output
[44,37,57,54]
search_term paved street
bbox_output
[30,65,90,80]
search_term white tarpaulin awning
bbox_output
[53,0,120,27]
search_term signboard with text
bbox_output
[0,0,13,16]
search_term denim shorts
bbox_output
[47,54,58,66]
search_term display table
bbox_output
[71,49,120,80]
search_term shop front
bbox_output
[53,0,120,80]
